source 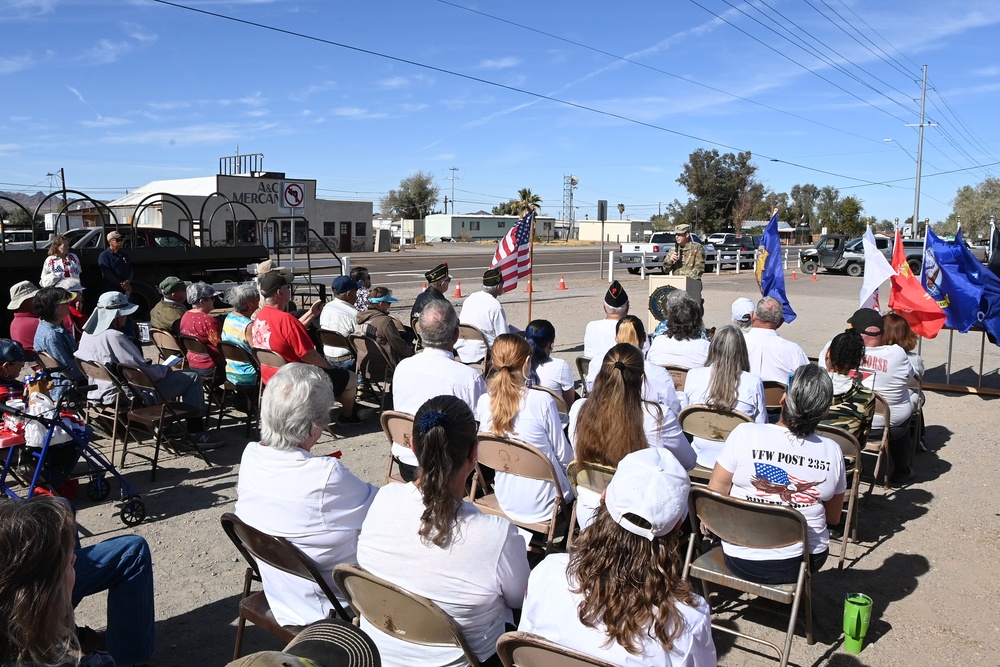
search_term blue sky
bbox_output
[2,0,999,226]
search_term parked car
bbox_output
[799,234,924,277]
[619,232,717,274]
[711,233,759,269]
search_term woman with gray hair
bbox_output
[709,363,846,583]
[683,325,766,468]
[221,282,261,386]
[178,281,223,379]
[235,363,377,626]
[647,292,710,368]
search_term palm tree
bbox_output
[516,188,542,215]
[617,203,625,219]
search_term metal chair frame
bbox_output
[678,404,753,483]
[814,425,862,569]
[217,341,261,436]
[565,460,616,550]
[379,410,414,484]
[496,631,618,667]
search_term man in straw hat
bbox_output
[409,262,451,322]
[8,280,41,354]
[75,291,223,449]
[455,267,514,364]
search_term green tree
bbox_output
[492,200,517,215]
[515,188,542,215]
[675,148,758,233]
[816,186,841,230]
[751,190,790,221]
[617,203,625,219]
[380,171,439,220]
[789,183,820,229]
[833,195,864,236]
[945,177,1000,240]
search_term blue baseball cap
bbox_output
[332,276,361,295]
[0,339,29,363]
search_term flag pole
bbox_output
[527,210,536,324]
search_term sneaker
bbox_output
[338,409,370,424]
[191,432,226,450]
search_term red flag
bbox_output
[888,228,945,338]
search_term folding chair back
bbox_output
[574,356,590,397]
[814,425,862,568]
[762,381,787,410]
[75,358,132,460]
[318,329,356,360]
[333,564,480,666]
[217,342,261,435]
[36,351,65,373]
[150,328,183,365]
[496,631,618,667]
[682,487,812,667]
[678,405,752,482]
[659,364,689,392]
[379,410,414,484]
[530,385,568,416]
[865,392,892,493]
[350,332,395,411]
[457,323,491,373]
[471,432,569,554]
[566,460,616,548]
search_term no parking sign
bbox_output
[281,182,305,211]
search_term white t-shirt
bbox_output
[742,327,809,383]
[716,423,846,561]
[568,398,695,529]
[455,291,511,363]
[319,298,359,358]
[583,319,619,361]
[683,366,767,468]
[519,553,717,667]
[357,483,530,667]
[475,389,575,524]
[860,344,915,427]
[392,348,487,465]
[534,356,575,394]
[234,442,377,626]
[647,336,710,369]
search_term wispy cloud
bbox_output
[101,122,280,146]
[478,56,520,70]
[290,81,336,102]
[4,0,57,19]
[82,39,132,65]
[0,53,34,74]
[81,117,130,128]
[972,66,1000,77]
[147,101,191,111]
[120,21,157,46]
[331,107,387,119]
[379,76,409,89]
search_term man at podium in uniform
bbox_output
[666,224,705,279]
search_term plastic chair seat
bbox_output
[688,548,798,604]
[238,591,302,644]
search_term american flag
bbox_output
[752,462,821,505]
[491,210,534,293]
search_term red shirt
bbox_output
[250,305,314,383]
[179,310,223,370]
[10,313,39,354]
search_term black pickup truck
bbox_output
[1,226,267,328]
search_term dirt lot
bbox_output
[71,252,1000,666]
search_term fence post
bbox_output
[735,250,741,275]
[341,256,351,277]
[610,250,617,282]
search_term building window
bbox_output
[498,221,505,229]
[355,222,366,238]
[470,221,480,231]
[323,221,337,236]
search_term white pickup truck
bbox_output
[619,231,717,274]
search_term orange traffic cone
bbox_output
[453,281,463,298]
[524,277,533,293]
[791,270,797,280]
[811,269,818,281]
[558,275,568,290]
[423,282,427,290]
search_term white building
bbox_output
[105,173,373,253]
[577,219,654,243]
[424,213,556,241]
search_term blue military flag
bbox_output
[921,228,983,333]
[951,229,1000,344]
[755,211,796,323]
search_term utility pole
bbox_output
[905,65,936,237]
[449,167,459,215]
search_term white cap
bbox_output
[731,297,754,323]
[605,448,690,540]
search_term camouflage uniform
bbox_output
[821,380,875,443]
[668,242,706,279]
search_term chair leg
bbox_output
[217,385,229,430]
[150,423,164,483]
[120,422,134,469]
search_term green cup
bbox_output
[843,593,873,654]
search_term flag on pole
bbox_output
[952,228,1000,344]
[921,227,983,332]
[888,228,945,338]
[860,227,895,309]
[491,210,534,293]
[755,210,796,323]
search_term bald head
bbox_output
[752,296,784,329]
[419,300,460,349]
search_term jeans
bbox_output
[724,549,829,584]
[155,368,208,432]
[73,535,156,664]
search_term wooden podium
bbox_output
[647,275,701,331]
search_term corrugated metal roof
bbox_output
[107,176,218,207]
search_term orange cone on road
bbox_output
[423,282,427,290]
[524,277,533,293]
[558,275,568,290]
[453,281,463,298]
[812,269,818,281]
[791,270,796,280]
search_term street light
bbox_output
[883,138,917,163]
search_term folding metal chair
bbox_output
[221,512,350,660]
[457,323,491,375]
[251,347,287,405]
[150,327,184,366]
[682,487,814,667]
[815,425,862,569]
[349,332,395,411]
[318,328,357,367]
[864,392,892,495]
[678,404,753,483]
[75,358,134,462]
[658,364,690,393]
[217,341,261,435]
[379,410,414,484]
[565,460,616,549]
[470,432,572,555]
[178,334,225,415]
[496,631,618,667]
[333,564,481,667]
[574,356,590,397]
[762,380,787,411]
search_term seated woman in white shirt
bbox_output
[647,293,710,369]
[357,395,530,667]
[520,448,716,667]
[525,319,576,407]
[235,363,377,626]
[569,344,695,528]
[683,325,766,468]
[882,313,924,408]
[476,334,575,526]
[614,315,684,415]
[709,364,846,584]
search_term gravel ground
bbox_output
[69,247,1000,666]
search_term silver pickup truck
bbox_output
[619,232,717,274]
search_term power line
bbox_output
[809,0,918,81]
[832,0,923,74]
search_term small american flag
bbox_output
[491,210,534,293]
[752,462,821,505]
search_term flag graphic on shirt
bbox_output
[491,210,534,293]
[751,462,821,505]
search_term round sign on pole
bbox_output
[282,182,305,209]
